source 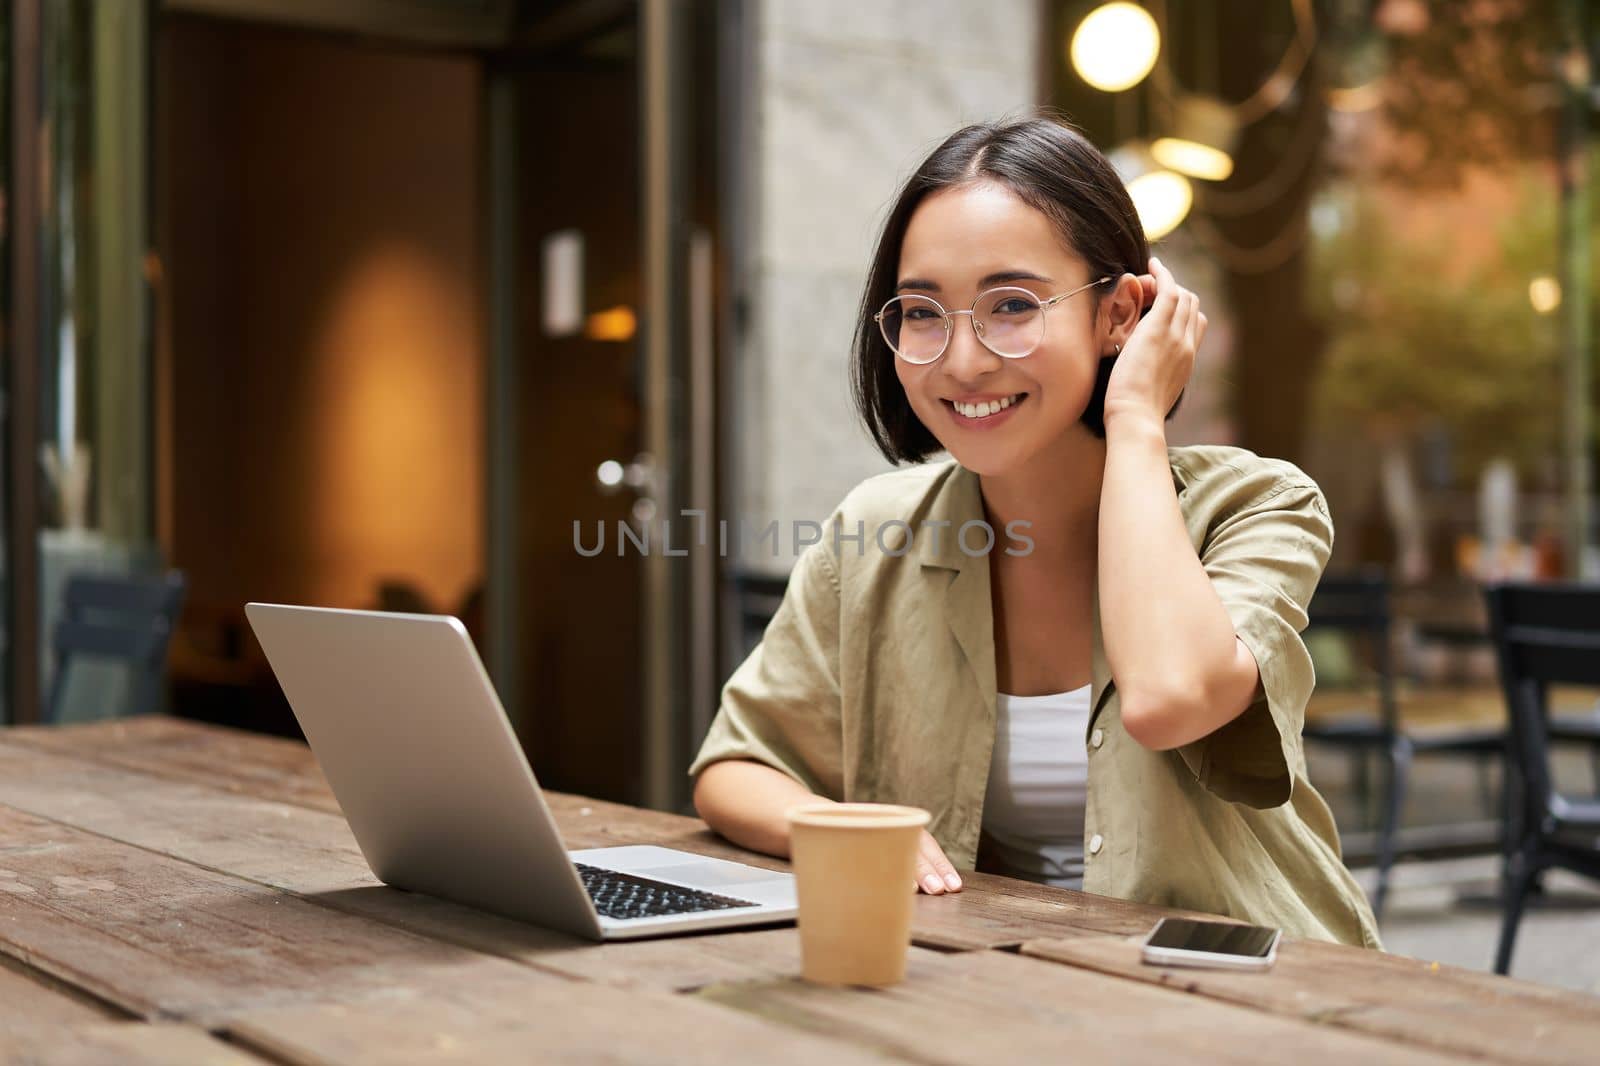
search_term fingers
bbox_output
[1136,273,1157,308]
[912,830,964,895]
[1147,256,1180,325]
[1126,258,1202,386]
[1149,256,1202,358]
[1166,288,1192,359]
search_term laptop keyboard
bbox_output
[574,863,761,921]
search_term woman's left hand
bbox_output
[1102,256,1207,430]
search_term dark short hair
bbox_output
[851,115,1167,464]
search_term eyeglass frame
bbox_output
[873,275,1115,365]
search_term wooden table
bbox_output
[0,719,1595,1064]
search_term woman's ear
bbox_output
[1105,272,1148,348]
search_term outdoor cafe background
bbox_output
[0,0,1596,987]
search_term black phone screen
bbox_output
[1146,918,1279,957]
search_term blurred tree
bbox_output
[1374,0,1563,191]
[1306,166,1571,482]
[1307,0,1593,492]
[1206,2,1328,464]
[1055,0,1572,471]
[1206,0,1563,462]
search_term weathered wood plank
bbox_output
[17,721,1593,1055]
[698,946,1466,1065]
[2,718,708,829]
[0,743,821,991]
[218,967,908,1066]
[3,717,341,814]
[0,952,123,1034]
[1021,934,1600,1066]
[0,1022,271,1065]
[0,725,688,868]
[0,803,535,1020]
[5,719,1593,1065]
[0,740,374,892]
[0,743,955,992]
[2,718,778,858]
[624,816,1248,950]
[0,805,907,1063]
[1,719,719,840]
[890,868,1209,949]
[0,732,1198,958]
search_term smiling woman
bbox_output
[689,115,1381,950]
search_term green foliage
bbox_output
[1375,0,1564,192]
[1306,167,1573,482]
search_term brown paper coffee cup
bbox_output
[786,802,931,987]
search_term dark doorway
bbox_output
[154,15,487,736]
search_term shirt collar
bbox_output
[917,461,1116,722]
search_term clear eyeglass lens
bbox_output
[975,288,1045,357]
[880,288,1048,363]
[879,295,948,364]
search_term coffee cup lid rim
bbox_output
[786,802,930,829]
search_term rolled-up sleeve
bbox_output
[1176,474,1334,808]
[687,537,845,798]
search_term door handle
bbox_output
[597,453,658,525]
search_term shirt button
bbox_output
[1088,833,1104,856]
[1089,728,1104,750]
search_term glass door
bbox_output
[486,0,723,810]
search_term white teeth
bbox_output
[953,394,1021,418]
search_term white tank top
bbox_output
[981,684,1093,890]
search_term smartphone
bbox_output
[1139,917,1280,971]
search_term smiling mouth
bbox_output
[943,393,1027,421]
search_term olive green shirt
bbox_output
[689,445,1381,950]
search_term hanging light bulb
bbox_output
[1529,276,1561,314]
[1070,3,1161,93]
[1109,143,1193,241]
[585,306,637,341]
[1151,94,1237,181]
[1127,172,1194,240]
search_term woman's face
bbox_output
[892,181,1109,477]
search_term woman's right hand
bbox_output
[914,829,964,894]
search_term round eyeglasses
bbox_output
[874,276,1113,365]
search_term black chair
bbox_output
[1302,571,1505,920]
[45,571,188,724]
[1483,582,1600,975]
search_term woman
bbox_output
[690,116,1380,949]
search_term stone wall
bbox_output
[731,0,1043,571]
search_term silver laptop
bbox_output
[245,602,798,940]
